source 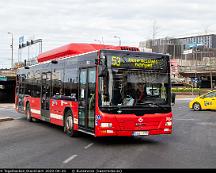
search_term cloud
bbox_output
[0,0,216,68]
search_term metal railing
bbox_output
[179,65,216,73]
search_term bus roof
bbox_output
[37,43,140,63]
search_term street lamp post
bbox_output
[8,32,14,69]
[114,35,121,46]
[94,39,102,44]
[210,70,213,90]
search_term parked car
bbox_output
[189,90,216,111]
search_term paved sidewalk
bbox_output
[0,103,15,109]
[0,103,23,122]
[176,94,197,100]
[176,94,197,98]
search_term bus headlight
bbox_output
[165,121,172,126]
[100,123,112,128]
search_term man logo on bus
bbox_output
[138,117,143,123]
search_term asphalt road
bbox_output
[0,100,216,168]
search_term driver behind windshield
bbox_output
[136,83,147,103]
[124,83,134,97]
[122,82,147,105]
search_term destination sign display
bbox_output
[109,56,167,71]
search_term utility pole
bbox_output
[114,35,121,46]
[152,20,160,52]
[152,20,159,41]
[173,43,175,59]
[209,49,213,90]
[210,70,213,90]
[94,39,102,44]
[8,32,14,68]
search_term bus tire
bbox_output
[193,102,201,111]
[26,103,32,122]
[64,110,78,137]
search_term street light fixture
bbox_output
[8,32,14,69]
[114,35,121,46]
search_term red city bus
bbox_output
[15,43,173,137]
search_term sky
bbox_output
[0,0,216,68]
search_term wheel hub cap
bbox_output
[66,116,73,130]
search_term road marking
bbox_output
[63,154,78,164]
[197,122,216,126]
[84,143,94,149]
[174,118,195,121]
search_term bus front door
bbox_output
[78,67,96,132]
[41,72,51,121]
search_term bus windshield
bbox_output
[99,69,169,107]
[98,51,171,109]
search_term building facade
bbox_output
[139,34,216,88]
[139,34,216,60]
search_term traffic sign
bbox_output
[19,36,24,44]
[183,49,193,55]
[191,78,199,83]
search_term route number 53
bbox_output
[112,56,121,67]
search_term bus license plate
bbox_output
[133,131,149,136]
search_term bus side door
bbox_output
[41,72,51,121]
[78,67,96,131]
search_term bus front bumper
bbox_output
[95,128,172,137]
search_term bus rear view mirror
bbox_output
[98,66,108,77]
[51,60,58,64]
[99,70,109,77]
[95,59,100,65]
[98,72,106,77]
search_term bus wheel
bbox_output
[26,103,32,122]
[193,102,201,111]
[64,110,77,137]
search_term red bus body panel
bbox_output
[37,43,139,63]
[21,96,78,129]
[94,111,172,137]
[49,99,78,129]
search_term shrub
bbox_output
[171,88,201,93]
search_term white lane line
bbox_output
[84,143,94,149]
[63,154,78,164]
[174,118,195,121]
